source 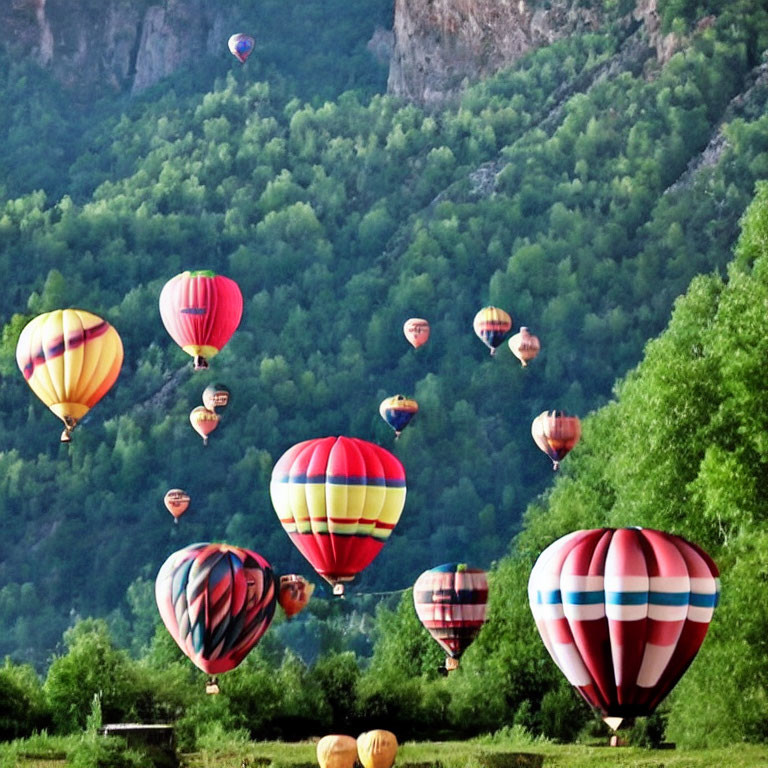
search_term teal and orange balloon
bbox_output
[270,437,406,595]
[16,309,123,442]
[379,394,418,438]
[155,543,277,676]
[473,306,512,356]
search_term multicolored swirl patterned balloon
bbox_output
[270,436,406,595]
[528,527,720,729]
[155,543,277,675]
[413,562,488,669]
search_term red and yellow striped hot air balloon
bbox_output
[531,410,581,470]
[16,309,123,442]
[270,436,406,595]
[190,406,219,445]
[473,306,512,356]
[413,563,489,671]
[159,270,243,370]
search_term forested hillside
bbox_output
[0,0,766,697]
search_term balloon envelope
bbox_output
[159,270,243,370]
[403,318,430,348]
[16,309,123,442]
[317,735,357,768]
[379,395,418,437]
[413,563,488,663]
[508,326,540,367]
[278,574,315,618]
[203,383,231,412]
[357,730,398,768]
[473,306,512,355]
[531,410,581,470]
[228,33,255,63]
[190,406,219,445]
[528,527,720,726]
[270,436,406,594]
[155,542,277,675]
[164,489,190,521]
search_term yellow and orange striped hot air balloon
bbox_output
[16,309,123,442]
[190,406,219,445]
[473,306,512,356]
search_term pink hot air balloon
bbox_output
[528,527,720,730]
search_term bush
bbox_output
[68,735,153,768]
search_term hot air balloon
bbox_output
[16,309,123,442]
[528,527,720,731]
[357,730,398,768]
[278,574,315,618]
[155,543,277,679]
[403,318,430,348]
[379,395,418,438]
[270,436,406,596]
[159,270,243,370]
[531,410,581,470]
[190,406,219,445]
[164,489,190,523]
[413,563,488,671]
[508,326,540,367]
[203,383,230,412]
[228,33,255,63]
[317,735,357,768]
[473,306,512,356]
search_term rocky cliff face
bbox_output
[388,0,603,106]
[0,0,233,97]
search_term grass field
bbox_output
[4,735,768,768]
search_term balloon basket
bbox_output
[445,657,459,672]
[60,429,72,443]
[205,678,220,695]
[332,583,345,597]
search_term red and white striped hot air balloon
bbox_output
[528,527,720,730]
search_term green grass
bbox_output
[3,735,768,768]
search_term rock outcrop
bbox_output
[387,0,602,106]
[0,0,233,97]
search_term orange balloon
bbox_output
[403,318,430,348]
[508,326,540,367]
[357,730,398,768]
[278,574,315,618]
[317,735,358,768]
[531,410,581,470]
[190,406,219,446]
[164,489,190,523]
